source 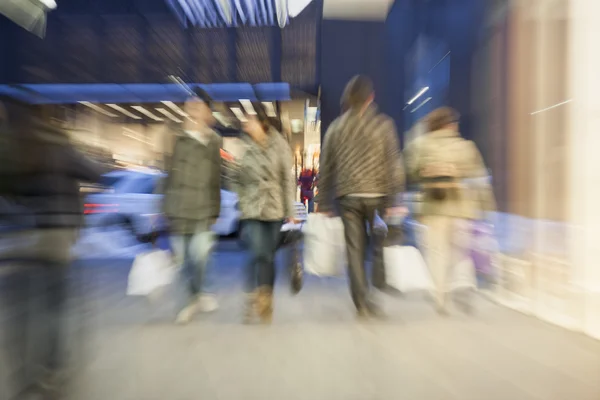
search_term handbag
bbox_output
[278,224,304,294]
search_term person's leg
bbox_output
[240,220,261,294]
[339,197,370,313]
[241,220,273,323]
[172,234,199,324]
[421,216,453,314]
[39,264,69,375]
[1,264,33,398]
[189,222,218,312]
[369,205,388,291]
[257,221,282,289]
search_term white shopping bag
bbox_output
[448,256,477,292]
[384,246,434,293]
[127,249,176,296]
[302,214,346,276]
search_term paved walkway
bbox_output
[3,247,600,400]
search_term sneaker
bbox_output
[196,294,219,313]
[175,302,198,325]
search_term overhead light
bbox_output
[156,108,183,123]
[106,104,142,120]
[132,106,163,121]
[79,102,118,117]
[307,106,318,122]
[161,101,188,117]
[262,102,277,117]
[407,87,430,105]
[530,99,572,115]
[231,107,247,122]
[39,0,57,10]
[213,112,230,127]
[122,127,153,147]
[240,99,256,115]
[291,119,303,133]
[410,97,432,113]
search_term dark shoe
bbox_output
[33,369,67,400]
[374,283,404,297]
[356,307,370,320]
[434,303,450,316]
[366,301,387,320]
[256,286,273,324]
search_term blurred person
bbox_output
[318,75,405,318]
[232,102,296,324]
[0,98,103,399]
[162,88,222,324]
[404,107,496,315]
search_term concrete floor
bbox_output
[3,246,600,400]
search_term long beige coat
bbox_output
[404,129,496,219]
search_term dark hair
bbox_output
[250,102,275,133]
[425,107,460,132]
[341,75,374,111]
[190,87,213,108]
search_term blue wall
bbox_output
[320,20,386,135]
[319,0,487,143]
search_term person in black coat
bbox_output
[0,98,103,399]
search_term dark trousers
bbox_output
[241,220,283,292]
[1,262,69,398]
[339,196,387,310]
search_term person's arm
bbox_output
[162,136,184,218]
[68,147,105,183]
[381,118,405,209]
[317,121,337,213]
[281,140,296,220]
[211,137,223,220]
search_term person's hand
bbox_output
[286,217,300,225]
[210,218,218,226]
[384,206,408,218]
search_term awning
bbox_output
[0,82,291,104]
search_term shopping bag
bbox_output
[448,256,478,292]
[302,214,346,276]
[127,249,176,296]
[384,245,434,293]
[470,221,499,286]
[277,226,304,294]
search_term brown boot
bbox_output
[256,286,273,324]
[243,291,257,324]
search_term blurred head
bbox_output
[242,102,276,142]
[426,107,460,132]
[341,75,374,113]
[184,87,215,126]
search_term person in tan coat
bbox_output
[404,107,495,314]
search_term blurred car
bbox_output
[84,169,307,239]
[84,169,242,238]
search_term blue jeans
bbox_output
[170,222,216,303]
[240,220,282,292]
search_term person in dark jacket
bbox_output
[318,76,405,318]
[0,98,103,399]
[162,88,223,324]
